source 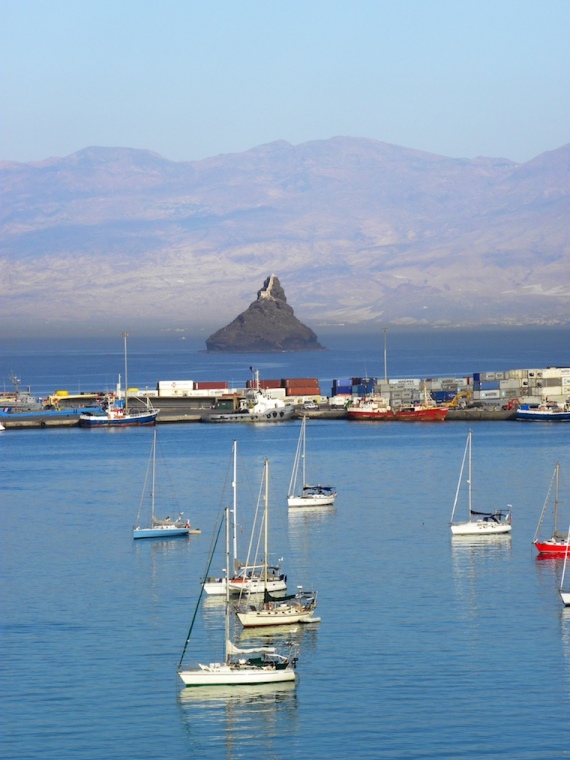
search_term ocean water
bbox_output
[1,329,569,759]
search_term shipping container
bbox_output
[284,378,320,388]
[499,379,522,389]
[543,367,570,379]
[158,380,194,391]
[194,381,229,390]
[476,390,501,399]
[388,378,421,388]
[285,386,321,397]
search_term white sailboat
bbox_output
[450,430,512,536]
[204,441,287,595]
[237,459,319,628]
[133,428,199,539]
[560,525,570,607]
[177,506,297,687]
[287,416,337,508]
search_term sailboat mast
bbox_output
[122,331,129,413]
[224,505,230,663]
[467,430,473,518]
[264,459,269,589]
[151,428,156,520]
[301,417,307,486]
[232,440,238,572]
[554,462,560,536]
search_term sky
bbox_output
[1,0,569,165]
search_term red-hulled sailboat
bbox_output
[533,462,568,557]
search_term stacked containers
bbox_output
[283,378,320,397]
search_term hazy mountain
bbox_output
[1,137,568,337]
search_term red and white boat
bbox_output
[533,462,568,557]
[346,394,447,421]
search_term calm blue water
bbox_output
[1,330,569,759]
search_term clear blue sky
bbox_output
[1,0,568,164]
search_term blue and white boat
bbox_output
[79,397,158,427]
[79,332,159,427]
[516,401,570,422]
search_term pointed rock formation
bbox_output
[205,275,325,352]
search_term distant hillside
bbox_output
[1,137,569,336]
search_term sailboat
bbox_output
[133,428,199,539]
[560,526,570,607]
[450,430,512,536]
[204,441,287,595]
[237,459,319,628]
[177,506,297,686]
[79,332,159,428]
[287,416,336,508]
[534,462,568,556]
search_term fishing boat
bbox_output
[346,387,447,421]
[236,459,319,628]
[79,397,158,427]
[201,368,294,423]
[287,416,336,508]
[450,430,512,536]
[204,441,287,595]
[533,462,568,556]
[132,428,199,539]
[177,506,297,687]
[560,527,570,606]
[516,401,570,422]
[79,333,159,428]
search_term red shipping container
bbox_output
[194,381,229,390]
[286,386,321,396]
[283,378,319,388]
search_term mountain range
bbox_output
[1,137,569,337]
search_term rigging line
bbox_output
[177,515,224,671]
[134,436,154,525]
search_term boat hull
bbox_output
[534,540,569,557]
[347,407,447,421]
[178,663,296,686]
[79,410,158,427]
[451,521,512,536]
[287,493,336,508]
[228,578,287,594]
[560,591,570,606]
[133,526,189,539]
[516,406,570,421]
[202,407,294,423]
[237,606,315,628]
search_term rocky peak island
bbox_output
[205,275,325,352]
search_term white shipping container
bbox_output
[543,386,562,396]
[158,380,194,391]
[500,379,522,390]
[265,388,287,399]
[477,390,501,399]
[389,378,421,389]
[540,367,570,379]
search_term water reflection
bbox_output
[451,535,512,615]
[560,609,570,698]
[177,681,298,759]
[237,620,320,658]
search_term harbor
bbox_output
[1,364,567,428]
